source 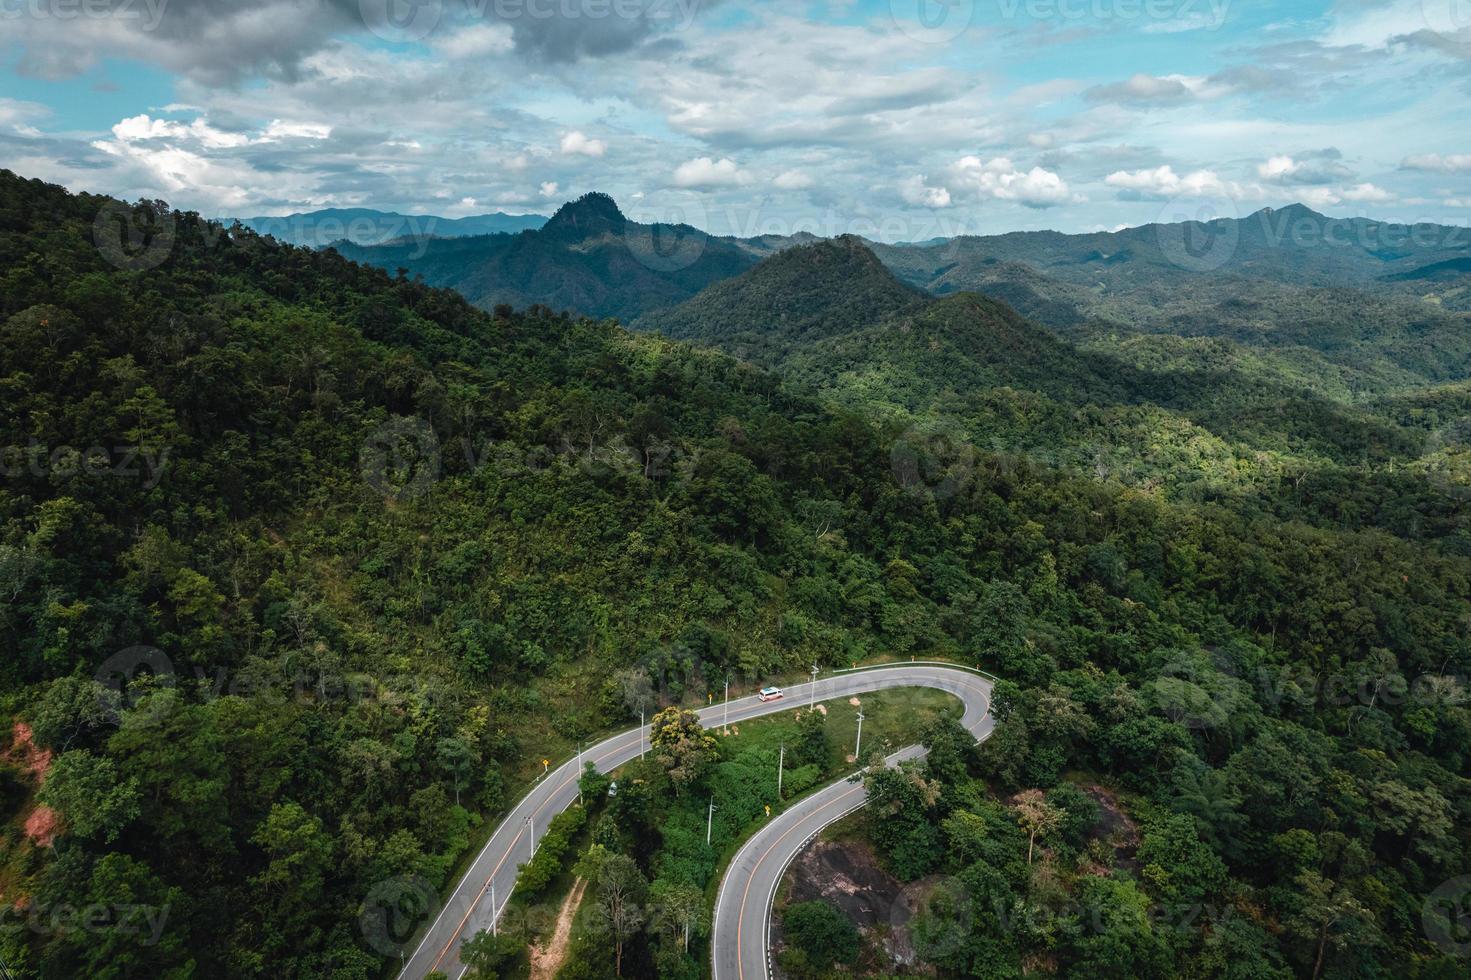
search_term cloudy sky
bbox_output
[2,0,1469,238]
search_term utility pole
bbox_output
[855,711,865,763]
[576,742,584,805]
[640,706,646,758]
[490,880,497,937]
[723,675,730,734]
[777,743,784,799]
[526,815,535,854]
[707,799,718,846]
[810,664,819,707]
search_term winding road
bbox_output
[397,663,993,980]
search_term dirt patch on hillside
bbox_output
[529,876,586,980]
[1082,784,1139,870]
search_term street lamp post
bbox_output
[723,675,730,734]
[855,711,865,763]
[809,664,819,707]
[576,742,583,805]
[707,799,718,846]
[777,743,784,799]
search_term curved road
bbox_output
[398,664,992,980]
[710,666,993,980]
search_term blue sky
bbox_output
[2,0,1469,238]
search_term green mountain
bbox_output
[641,238,1467,544]
[333,192,756,322]
[871,205,1471,387]
[634,235,928,360]
[3,170,1470,980]
[233,206,547,246]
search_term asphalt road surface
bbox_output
[398,663,992,980]
[710,665,993,980]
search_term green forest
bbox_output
[1,170,1469,979]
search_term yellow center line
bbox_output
[427,671,992,977]
[734,783,867,980]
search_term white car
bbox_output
[758,686,784,702]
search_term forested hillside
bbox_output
[2,171,1470,979]
[643,240,1471,551]
[870,206,1471,389]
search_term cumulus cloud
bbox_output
[1257,150,1353,185]
[947,157,1078,208]
[773,169,815,190]
[672,156,750,188]
[899,175,951,209]
[540,181,560,197]
[560,131,608,157]
[1105,165,1260,201]
[112,114,251,149]
[261,120,332,141]
[1298,183,1395,207]
[1401,153,1471,174]
[434,23,515,59]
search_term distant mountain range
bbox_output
[232,207,547,247]
[333,195,1471,395]
[332,193,755,322]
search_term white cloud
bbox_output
[672,156,751,188]
[1340,182,1394,203]
[948,157,1078,208]
[112,113,252,149]
[1083,72,1241,106]
[899,175,951,209]
[559,131,607,157]
[1402,153,1471,174]
[435,23,515,59]
[540,181,560,197]
[1105,165,1260,201]
[773,169,814,190]
[1256,152,1353,186]
[1299,183,1396,207]
[261,120,331,141]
